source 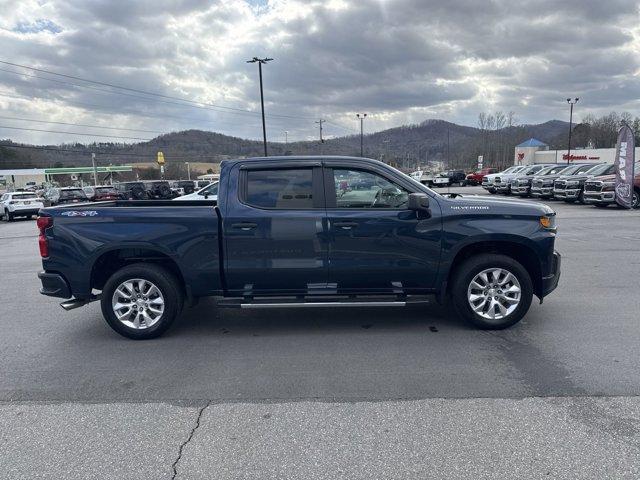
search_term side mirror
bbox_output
[408,192,430,212]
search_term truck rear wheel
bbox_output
[100,263,184,339]
[451,254,533,329]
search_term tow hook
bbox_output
[60,294,101,311]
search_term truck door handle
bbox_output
[333,221,359,229]
[231,222,257,230]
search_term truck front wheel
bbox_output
[451,254,533,329]
[100,263,184,340]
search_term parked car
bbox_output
[410,170,438,187]
[583,165,640,208]
[482,166,526,194]
[173,181,218,201]
[496,164,550,194]
[553,163,614,204]
[114,182,149,200]
[83,185,120,202]
[142,180,178,199]
[45,187,89,206]
[465,168,498,186]
[512,165,566,197]
[433,170,467,187]
[0,191,44,221]
[530,164,589,199]
[169,180,196,197]
[37,155,561,339]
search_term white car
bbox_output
[1,191,44,221]
[173,182,218,201]
[482,166,524,193]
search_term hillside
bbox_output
[0,118,569,172]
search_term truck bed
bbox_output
[38,200,221,300]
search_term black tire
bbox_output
[6,210,14,222]
[451,254,533,329]
[100,263,184,339]
[489,190,497,194]
[633,190,639,209]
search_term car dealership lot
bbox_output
[1,186,640,478]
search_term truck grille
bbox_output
[554,180,566,190]
[532,179,542,187]
[584,181,602,193]
[494,177,502,185]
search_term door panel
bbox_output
[325,165,442,294]
[223,164,328,295]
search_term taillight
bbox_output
[37,216,53,258]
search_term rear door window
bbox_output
[244,168,314,209]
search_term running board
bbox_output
[217,296,430,309]
[240,301,407,309]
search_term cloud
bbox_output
[0,0,638,145]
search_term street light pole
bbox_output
[247,57,273,156]
[186,162,191,181]
[566,97,579,164]
[91,153,98,185]
[356,113,367,157]
[284,130,288,145]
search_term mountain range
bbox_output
[0,119,571,172]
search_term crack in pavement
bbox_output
[171,400,211,480]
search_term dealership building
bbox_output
[514,138,639,166]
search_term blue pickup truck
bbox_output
[37,156,560,339]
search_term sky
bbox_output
[0,0,638,145]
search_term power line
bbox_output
[0,91,277,130]
[324,119,358,133]
[0,143,236,160]
[0,115,166,134]
[0,59,316,121]
[0,125,152,141]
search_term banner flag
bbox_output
[614,124,635,209]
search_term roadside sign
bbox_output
[478,155,483,169]
[157,152,165,165]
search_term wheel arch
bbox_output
[445,240,543,298]
[90,247,187,297]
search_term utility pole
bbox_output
[186,162,191,181]
[284,130,288,145]
[91,153,98,185]
[356,113,367,157]
[566,97,579,164]
[315,119,325,153]
[247,57,273,156]
[446,129,450,168]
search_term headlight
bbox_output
[566,180,579,187]
[540,215,557,230]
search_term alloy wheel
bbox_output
[111,278,165,329]
[467,268,521,320]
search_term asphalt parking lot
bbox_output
[1,186,640,479]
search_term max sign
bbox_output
[614,124,635,209]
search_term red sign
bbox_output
[517,152,525,161]
[562,154,600,161]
